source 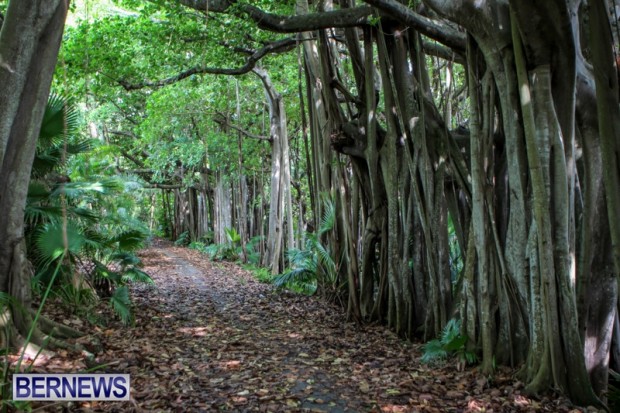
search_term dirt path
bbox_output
[32,241,574,412]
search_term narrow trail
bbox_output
[33,241,573,412]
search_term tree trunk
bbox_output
[0,0,70,348]
[254,68,293,274]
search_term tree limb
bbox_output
[362,0,466,52]
[119,37,297,90]
[213,112,271,141]
[144,183,184,189]
[423,40,464,64]
[108,130,139,139]
[120,150,147,168]
[178,0,373,32]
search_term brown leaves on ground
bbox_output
[10,240,577,412]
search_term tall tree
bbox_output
[0,0,70,349]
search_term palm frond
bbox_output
[440,318,462,346]
[64,138,94,155]
[50,179,124,198]
[109,286,133,325]
[109,251,141,268]
[224,227,241,244]
[110,229,147,251]
[314,241,337,282]
[81,228,108,253]
[39,92,79,142]
[286,248,313,267]
[274,267,314,288]
[121,268,154,284]
[421,339,448,363]
[25,205,64,224]
[69,207,100,222]
[27,181,51,201]
[35,221,85,263]
[318,197,336,235]
[92,262,123,284]
[0,292,17,309]
[274,266,317,295]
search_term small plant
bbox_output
[222,227,242,260]
[54,284,98,312]
[245,235,264,266]
[174,231,190,246]
[204,243,224,260]
[274,198,338,296]
[421,318,477,368]
[189,241,207,252]
[201,228,243,261]
[242,264,274,284]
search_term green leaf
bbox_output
[111,229,147,251]
[443,335,467,352]
[39,92,79,141]
[109,286,133,325]
[121,267,154,284]
[35,222,85,262]
[421,339,448,364]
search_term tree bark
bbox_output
[0,0,70,347]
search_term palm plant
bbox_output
[421,318,477,368]
[274,198,338,295]
[26,93,153,325]
[202,227,245,261]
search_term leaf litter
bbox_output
[7,240,581,412]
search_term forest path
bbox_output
[40,240,573,412]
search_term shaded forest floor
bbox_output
[8,240,579,412]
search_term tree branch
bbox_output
[119,37,297,90]
[213,112,271,141]
[423,40,464,64]
[144,183,183,189]
[108,130,139,139]
[178,0,373,32]
[119,150,147,168]
[362,0,466,52]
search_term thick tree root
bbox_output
[31,310,84,339]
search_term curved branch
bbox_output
[213,112,271,141]
[423,40,464,64]
[362,0,466,52]
[119,37,297,90]
[178,0,373,32]
[242,4,372,33]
